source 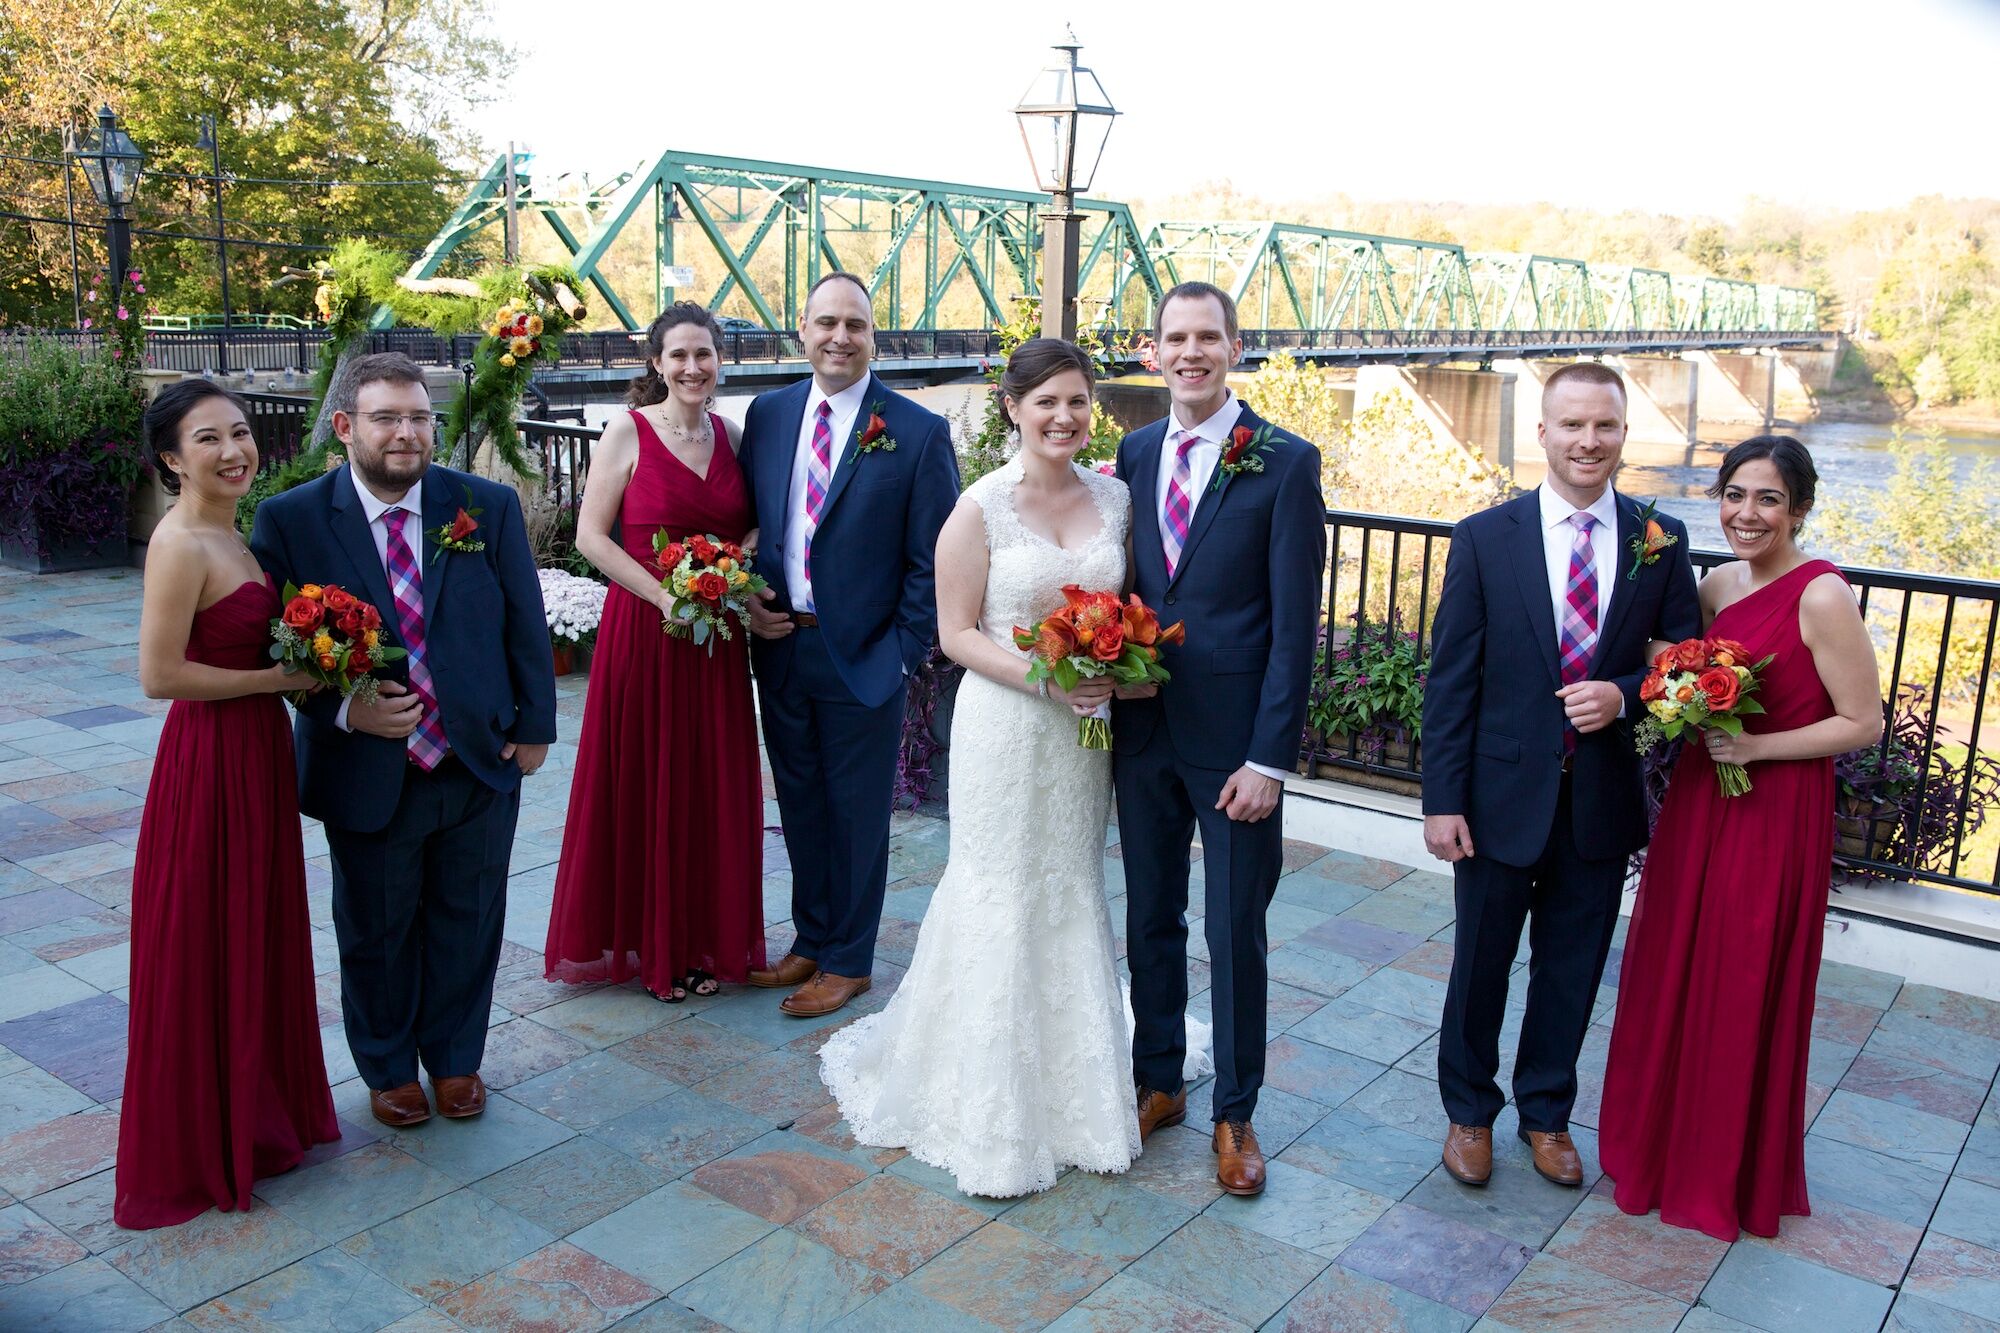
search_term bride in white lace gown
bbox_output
[819,341,1209,1198]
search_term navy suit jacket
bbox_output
[1420,488,1701,866]
[1113,403,1328,772]
[738,372,959,707]
[250,464,559,833]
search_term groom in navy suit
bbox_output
[1116,282,1327,1197]
[1423,361,1699,1190]
[251,352,556,1128]
[740,272,958,1017]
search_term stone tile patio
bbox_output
[1,564,1998,1331]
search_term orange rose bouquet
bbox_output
[1632,635,1772,796]
[1012,586,1186,749]
[268,582,407,703]
[653,531,766,654]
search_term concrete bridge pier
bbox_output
[1352,365,1516,472]
[1691,350,1777,437]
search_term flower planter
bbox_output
[1833,795,1901,862]
[0,498,130,574]
[1305,729,1423,798]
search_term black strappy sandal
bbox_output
[649,982,687,1004]
[684,970,720,997]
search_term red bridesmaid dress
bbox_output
[1600,558,1844,1240]
[543,411,766,993]
[115,577,340,1229]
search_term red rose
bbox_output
[1696,666,1741,712]
[1638,672,1667,702]
[322,585,359,614]
[282,596,324,632]
[689,536,718,565]
[1088,621,1125,662]
[336,608,365,637]
[1707,637,1751,668]
[347,649,372,673]
[358,602,382,631]
[1669,638,1707,671]
[447,508,479,542]
[722,542,743,561]
[859,413,888,445]
[693,570,728,603]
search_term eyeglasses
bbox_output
[360,412,441,434]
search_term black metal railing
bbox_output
[1313,509,2000,894]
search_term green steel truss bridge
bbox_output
[411,149,1823,348]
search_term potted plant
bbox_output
[0,327,147,573]
[537,567,606,676]
[1304,614,1428,795]
[1835,688,2000,876]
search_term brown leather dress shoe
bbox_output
[1212,1119,1266,1196]
[1442,1123,1493,1185]
[749,952,817,989]
[779,971,871,1017]
[1137,1086,1187,1141]
[431,1073,487,1119]
[370,1082,431,1127]
[1518,1126,1584,1186]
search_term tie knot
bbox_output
[1569,512,1596,534]
[384,508,408,535]
[816,400,831,420]
[1174,429,1200,457]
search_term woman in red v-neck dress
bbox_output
[1600,436,1884,1241]
[544,305,766,1001]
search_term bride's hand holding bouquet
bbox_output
[1014,586,1185,749]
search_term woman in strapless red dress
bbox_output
[116,380,338,1229]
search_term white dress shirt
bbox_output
[334,466,424,732]
[1151,392,1287,785]
[1537,483,1623,716]
[783,375,871,614]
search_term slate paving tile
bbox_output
[0,885,102,936]
[1932,1177,2000,1254]
[606,1300,732,1332]
[1204,1158,1392,1258]
[437,1240,660,1332]
[1894,984,2000,1041]
[691,1047,830,1124]
[1958,1121,2000,1191]
[1700,1242,1895,1333]
[1885,1292,2000,1331]
[1277,1106,1441,1199]
[1118,1120,1228,1211]
[1304,846,1410,889]
[1335,1202,1533,1318]
[1905,1232,2000,1325]
[1288,996,1435,1065]
[1869,1009,2000,1083]
[0,993,127,1102]
[1266,940,1376,998]
[526,986,683,1050]
[0,1253,173,1331]
[479,1017,593,1091]
[0,1201,86,1284]
[1185,1081,1329,1157]
[908,1221,1115,1333]
[469,1137,665,1238]
[1805,1132,1954,1229]
[1123,1213,1325,1327]
[1262,1035,1385,1107]
[568,1181,774,1294]
[0,1068,93,1140]
[1265,1260,1471,1331]
[830,1282,1006,1333]
[1043,1271,1251,1330]
[883,1155,1021,1218]
[1005,1169,1196,1266]
[490,961,590,1016]
[793,1170,989,1277]
[1272,869,1373,917]
[1737,1194,1922,1285]
[687,1131,869,1225]
[1297,915,1423,966]
[587,1090,770,1178]
[1811,1089,1970,1173]
[673,1227,890,1332]
[0,1106,119,1199]
[1812,996,1887,1048]
[1476,1252,1686,1331]
[1541,1190,1729,1301]
[253,1140,457,1242]
[1341,1067,1450,1141]
[338,1189,554,1302]
[788,1100,907,1171]
[179,1246,420,1331]
[509,1051,677,1129]
[1401,1151,1587,1250]
[103,1200,322,1311]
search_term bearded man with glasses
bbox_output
[251,352,557,1129]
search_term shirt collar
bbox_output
[1538,483,1619,534]
[350,464,423,526]
[810,374,873,419]
[1168,391,1241,445]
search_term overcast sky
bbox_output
[469,0,2000,217]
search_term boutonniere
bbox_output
[431,487,485,555]
[1626,498,1677,580]
[851,401,897,458]
[1211,421,1276,491]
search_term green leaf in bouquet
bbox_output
[282,581,301,601]
[1052,657,1081,693]
[1706,715,1744,735]
[1734,697,1766,715]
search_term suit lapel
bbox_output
[329,470,401,629]
[1169,403,1256,589]
[814,372,880,526]
[766,380,809,543]
[1507,494,1564,686]
[1127,424,1167,586]
[419,469,457,626]
[1592,492,1643,668]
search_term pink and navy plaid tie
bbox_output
[383,509,448,770]
[1558,512,1599,753]
[801,401,833,608]
[1161,430,1198,578]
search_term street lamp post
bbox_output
[1014,32,1118,343]
[196,115,233,345]
[67,105,146,314]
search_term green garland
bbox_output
[437,266,585,480]
[303,240,403,438]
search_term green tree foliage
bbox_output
[0,0,514,325]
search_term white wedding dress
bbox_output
[819,457,1211,1198]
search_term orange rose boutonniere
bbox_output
[1626,498,1677,580]
[431,486,486,555]
[1212,421,1277,490]
[852,401,896,459]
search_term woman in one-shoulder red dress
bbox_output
[1601,436,1885,1241]
[544,304,766,1001]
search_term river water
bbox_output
[588,386,1998,551]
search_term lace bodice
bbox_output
[963,459,1130,650]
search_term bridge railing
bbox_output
[1317,509,2000,895]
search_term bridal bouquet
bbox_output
[1632,635,1772,797]
[269,582,408,703]
[1014,586,1185,749]
[653,531,765,653]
